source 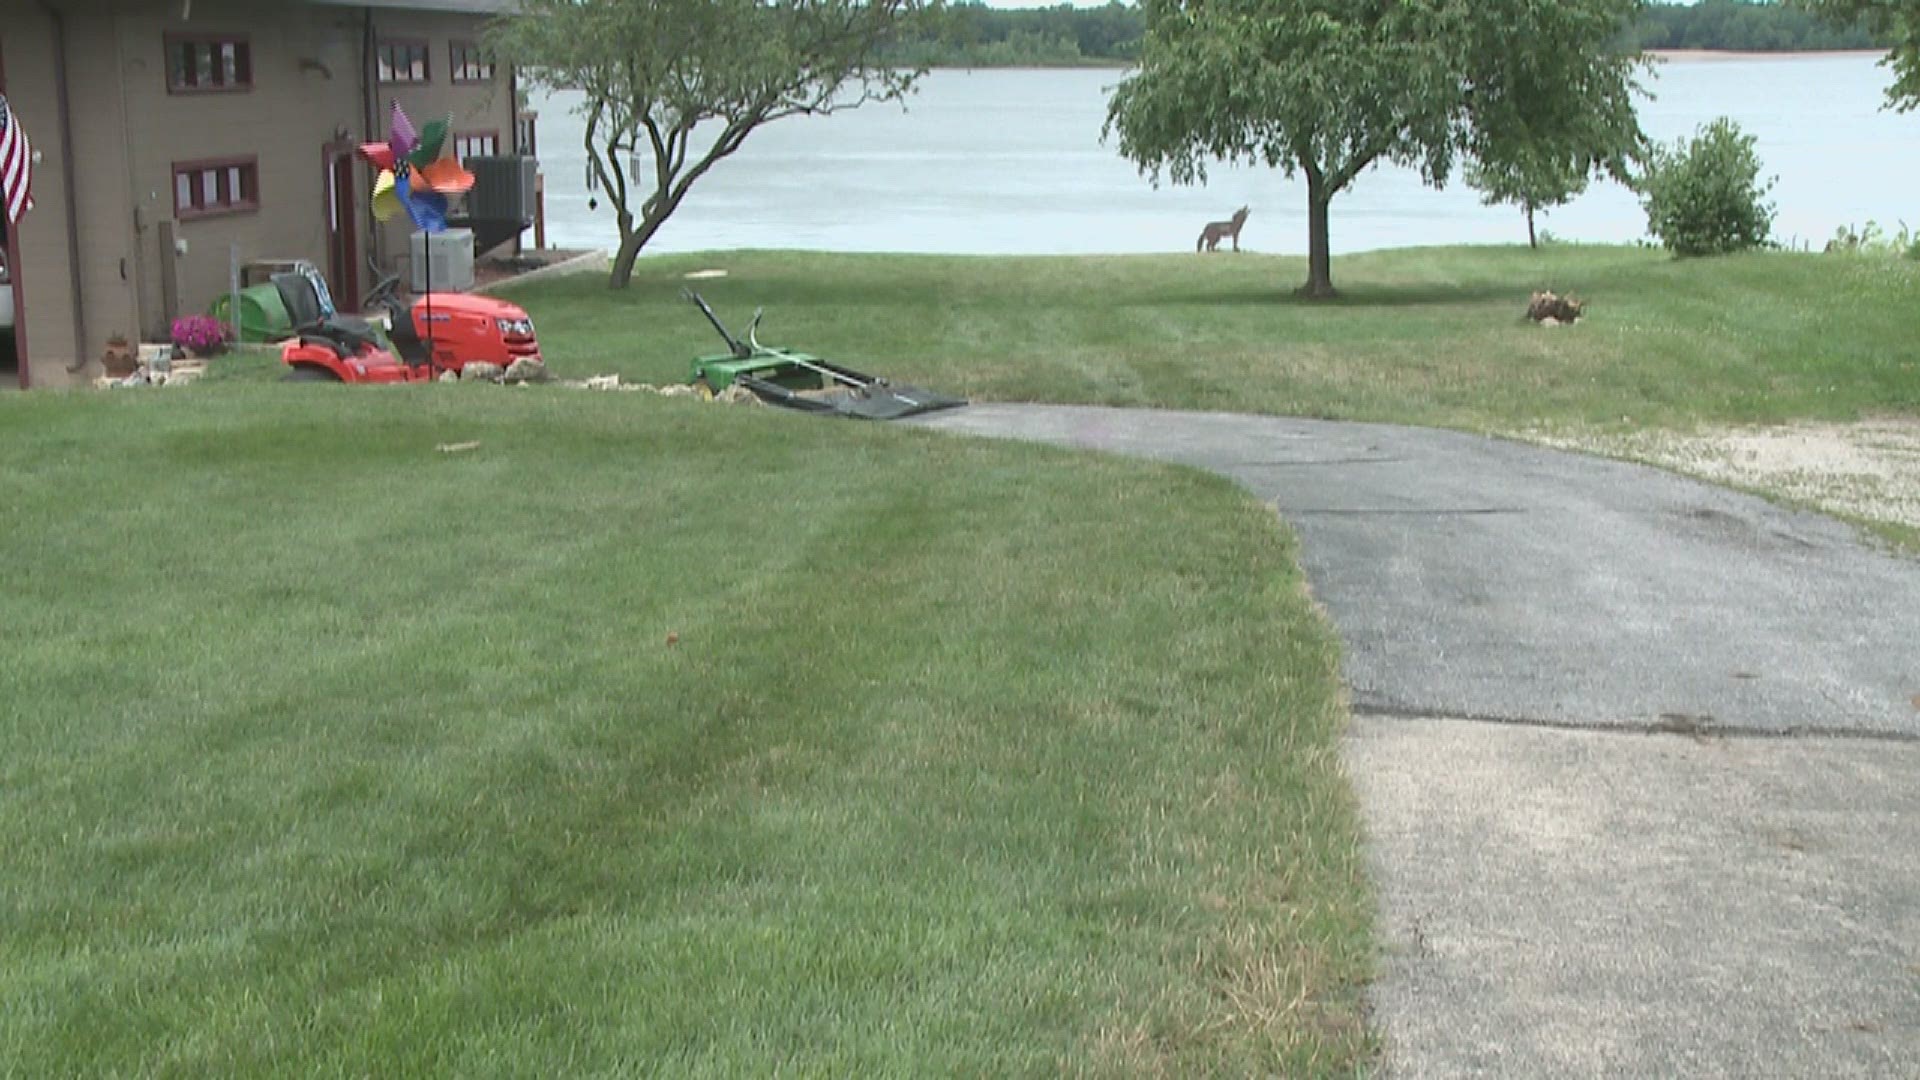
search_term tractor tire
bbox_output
[284,365,341,382]
[694,375,716,400]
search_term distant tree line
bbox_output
[886,2,1142,67]
[888,1,1888,68]
[1629,0,1883,51]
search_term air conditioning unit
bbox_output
[465,156,538,224]
[410,228,475,293]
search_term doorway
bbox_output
[323,142,358,312]
[1,240,20,390]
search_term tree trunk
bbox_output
[607,212,670,289]
[1526,204,1538,250]
[1298,163,1336,299]
[609,232,644,289]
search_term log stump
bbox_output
[1527,291,1584,325]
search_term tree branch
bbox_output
[586,102,632,235]
[493,0,935,286]
[1327,136,1391,193]
[582,99,625,229]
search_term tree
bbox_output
[1463,8,1647,250]
[489,0,937,288]
[1795,0,1920,108]
[1466,154,1591,250]
[1105,0,1648,298]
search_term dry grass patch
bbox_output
[1527,418,1920,549]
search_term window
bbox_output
[173,157,259,220]
[377,39,430,84]
[514,113,538,157]
[166,33,252,93]
[449,41,494,83]
[455,132,500,159]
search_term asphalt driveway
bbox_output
[916,405,1920,1075]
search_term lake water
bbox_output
[529,53,1919,256]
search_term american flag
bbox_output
[0,93,34,225]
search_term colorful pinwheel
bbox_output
[358,101,475,234]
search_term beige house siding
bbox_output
[365,9,515,266]
[119,0,366,337]
[66,11,141,371]
[2,0,516,387]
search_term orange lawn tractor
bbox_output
[276,267,538,383]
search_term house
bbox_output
[0,0,534,389]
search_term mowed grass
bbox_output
[0,386,1369,1074]
[497,245,1920,432]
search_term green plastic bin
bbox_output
[208,283,293,344]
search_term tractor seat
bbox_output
[273,273,386,358]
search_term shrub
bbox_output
[1637,118,1776,257]
[1825,220,1920,260]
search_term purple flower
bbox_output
[171,315,230,353]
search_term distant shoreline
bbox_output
[1646,48,1885,62]
[918,49,1886,72]
[923,60,1127,71]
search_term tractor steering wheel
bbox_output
[362,270,403,313]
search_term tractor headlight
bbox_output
[496,317,534,337]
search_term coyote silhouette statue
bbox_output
[1198,206,1249,252]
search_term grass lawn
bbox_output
[16,243,1914,1071]
[481,245,1920,432]
[0,387,1369,1074]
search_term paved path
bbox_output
[916,405,1920,1075]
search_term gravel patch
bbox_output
[1524,420,1920,534]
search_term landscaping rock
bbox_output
[463,361,506,383]
[504,357,553,384]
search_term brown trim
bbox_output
[515,111,537,158]
[172,155,260,221]
[448,39,494,84]
[509,63,533,156]
[361,8,381,273]
[322,142,359,310]
[163,31,254,95]
[376,37,432,84]
[173,155,256,172]
[50,9,83,378]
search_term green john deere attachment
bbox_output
[683,290,965,420]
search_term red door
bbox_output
[323,144,358,311]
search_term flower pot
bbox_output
[101,339,138,378]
